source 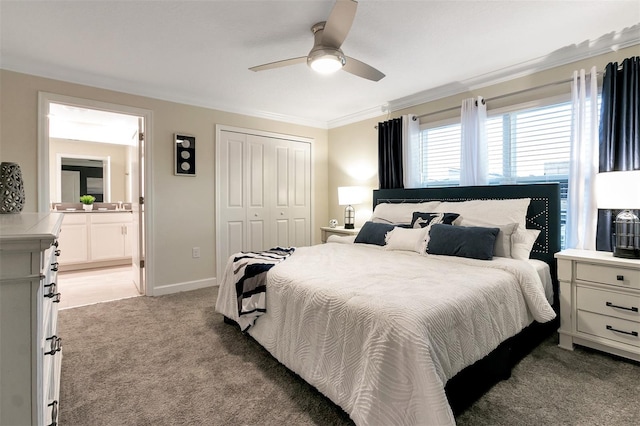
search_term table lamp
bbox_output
[595,170,640,258]
[338,186,364,229]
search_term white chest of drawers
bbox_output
[555,249,640,361]
[0,213,64,425]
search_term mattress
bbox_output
[216,242,556,425]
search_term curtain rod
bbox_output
[413,77,574,121]
[375,75,583,128]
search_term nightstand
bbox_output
[555,249,640,361]
[320,226,360,243]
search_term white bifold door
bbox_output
[217,129,311,278]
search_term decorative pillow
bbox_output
[411,212,460,229]
[455,220,519,258]
[384,227,429,253]
[427,224,500,260]
[434,198,531,229]
[371,201,442,225]
[354,222,395,246]
[511,228,541,260]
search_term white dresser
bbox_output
[0,213,64,425]
[556,249,640,362]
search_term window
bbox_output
[420,100,572,247]
[419,123,461,186]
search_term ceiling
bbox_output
[1,1,639,129]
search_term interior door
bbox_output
[61,170,80,202]
[130,117,145,294]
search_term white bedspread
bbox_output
[215,243,556,425]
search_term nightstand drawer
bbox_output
[577,286,640,322]
[578,310,640,347]
[576,263,640,290]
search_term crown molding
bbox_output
[387,25,640,113]
[327,105,387,129]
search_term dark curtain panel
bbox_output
[378,117,404,189]
[596,56,640,251]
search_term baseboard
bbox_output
[152,277,217,296]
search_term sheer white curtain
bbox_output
[566,67,599,250]
[460,96,487,185]
[402,114,421,188]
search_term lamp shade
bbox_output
[595,171,640,209]
[338,186,364,206]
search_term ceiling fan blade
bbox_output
[249,57,307,72]
[343,56,385,81]
[321,0,358,48]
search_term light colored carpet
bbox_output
[58,286,640,425]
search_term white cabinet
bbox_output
[57,211,133,270]
[556,249,640,362]
[90,213,132,261]
[57,212,88,264]
[0,213,64,426]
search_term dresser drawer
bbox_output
[577,286,640,322]
[577,310,640,348]
[576,262,640,290]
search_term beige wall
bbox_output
[49,138,129,203]
[328,46,639,227]
[0,70,329,292]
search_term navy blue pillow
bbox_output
[411,212,460,228]
[427,224,500,260]
[354,222,395,246]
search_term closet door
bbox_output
[217,129,311,279]
[272,139,311,247]
[246,135,271,252]
[218,131,247,268]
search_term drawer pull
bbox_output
[50,262,59,272]
[606,325,639,337]
[606,301,639,312]
[616,275,624,281]
[52,240,59,248]
[47,400,58,426]
[44,282,57,297]
[45,335,62,355]
[54,249,61,256]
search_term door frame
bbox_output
[214,124,314,279]
[37,92,154,296]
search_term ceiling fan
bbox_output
[249,0,385,82]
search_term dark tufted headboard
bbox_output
[373,183,561,307]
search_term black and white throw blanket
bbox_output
[233,247,295,331]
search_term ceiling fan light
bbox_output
[310,55,344,74]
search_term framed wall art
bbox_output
[174,133,196,176]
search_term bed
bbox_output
[215,183,561,425]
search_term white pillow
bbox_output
[435,198,531,229]
[372,201,441,225]
[511,228,541,260]
[384,226,429,253]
